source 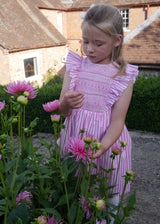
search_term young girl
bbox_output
[59,3,138,223]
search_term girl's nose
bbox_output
[87,43,94,53]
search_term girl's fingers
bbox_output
[93,150,103,159]
[93,147,107,159]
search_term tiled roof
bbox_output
[37,0,160,9]
[71,0,160,8]
[0,0,66,52]
[123,16,160,64]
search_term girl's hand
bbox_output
[93,144,107,159]
[63,91,84,109]
[59,91,84,115]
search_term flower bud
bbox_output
[80,129,85,134]
[17,96,28,105]
[23,91,30,97]
[121,141,127,147]
[37,215,47,224]
[83,137,93,144]
[126,170,134,181]
[95,142,101,150]
[51,114,60,122]
[126,169,133,176]
[12,117,18,124]
[112,148,120,155]
[96,199,105,211]
[24,128,29,133]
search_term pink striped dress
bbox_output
[60,51,138,195]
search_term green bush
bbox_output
[126,74,160,133]
[25,82,63,133]
[0,79,63,134]
[1,74,160,133]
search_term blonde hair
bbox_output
[81,4,127,76]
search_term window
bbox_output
[57,11,63,34]
[120,8,129,30]
[24,57,38,78]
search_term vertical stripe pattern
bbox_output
[60,51,138,195]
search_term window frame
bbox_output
[22,52,40,82]
[120,8,130,32]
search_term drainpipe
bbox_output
[146,4,150,19]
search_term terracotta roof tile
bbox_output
[123,17,160,64]
[34,1,160,10]
[0,0,66,52]
[38,0,160,9]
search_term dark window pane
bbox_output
[24,57,37,78]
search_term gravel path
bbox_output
[29,131,160,224]
[127,131,160,224]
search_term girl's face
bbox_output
[82,23,121,64]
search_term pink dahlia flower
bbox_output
[0,154,2,160]
[81,196,92,219]
[51,114,60,122]
[42,100,59,112]
[16,191,32,208]
[0,101,5,111]
[112,142,123,155]
[47,215,63,224]
[68,137,92,161]
[81,195,100,220]
[5,81,37,99]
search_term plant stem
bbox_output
[61,115,70,151]
[10,112,21,194]
[111,148,122,194]
[74,161,82,195]
[54,124,58,160]
[114,180,127,223]
[64,180,72,224]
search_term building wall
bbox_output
[40,9,58,29]
[41,5,160,53]
[41,9,83,54]
[0,48,10,85]
[0,46,66,86]
[124,6,160,36]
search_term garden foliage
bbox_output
[0,74,160,134]
[0,80,136,224]
[126,74,160,132]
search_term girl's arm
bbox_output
[93,81,133,159]
[58,70,84,116]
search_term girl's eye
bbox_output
[83,41,88,44]
[96,42,103,46]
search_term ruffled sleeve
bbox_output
[66,50,82,90]
[107,64,138,107]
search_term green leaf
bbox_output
[55,193,75,207]
[0,199,6,215]
[81,179,88,195]
[68,161,79,175]
[4,158,17,172]
[69,202,77,223]
[38,136,52,150]
[6,200,29,224]
[61,161,69,181]
[30,117,39,129]
[44,207,61,219]
[122,190,136,217]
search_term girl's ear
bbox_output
[114,35,123,47]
